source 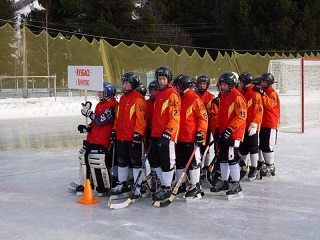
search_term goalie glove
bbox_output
[77,124,92,133]
[248,122,258,136]
[81,101,94,119]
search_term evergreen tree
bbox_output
[0,0,16,26]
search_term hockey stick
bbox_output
[153,145,198,208]
[107,142,116,196]
[200,140,215,169]
[109,143,152,210]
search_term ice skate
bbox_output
[96,187,109,197]
[69,182,84,196]
[177,182,187,195]
[185,183,203,203]
[130,185,142,203]
[152,185,172,201]
[109,182,131,200]
[248,166,258,181]
[226,181,243,200]
[141,181,150,198]
[210,179,229,195]
[260,163,275,177]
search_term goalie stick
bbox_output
[153,146,198,208]
[109,143,152,210]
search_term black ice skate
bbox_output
[177,182,187,195]
[260,163,275,177]
[152,185,172,201]
[109,182,131,200]
[248,166,258,181]
[210,179,229,194]
[185,183,203,202]
[226,181,243,200]
[140,181,150,198]
[69,182,84,196]
[96,187,109,197]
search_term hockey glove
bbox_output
[77,124,92,133]
[195,131,204,146]
[81,101,94,118]
[253,86,265,96]
[110,130,116,144]
[157,132,171,147]
[132,132,142,148]
[219,128,233,146]
[248,122,258,136]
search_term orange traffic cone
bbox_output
[77,179,99,204]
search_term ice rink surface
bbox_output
[1,122,320,240]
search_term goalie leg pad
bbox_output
[88,150,111,195]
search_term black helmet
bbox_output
[239,72,254,86]
[136,83,147,97]
[196,75,210,93]
[218,72,237,92]
[121,72,140,93]
[155,66,173,83]
[175,74,194,91]
[148,80,159,92]
[173,74,184,87]
[260,73,275,85]
[252,76,261,85]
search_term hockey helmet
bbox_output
[239,72,254,86]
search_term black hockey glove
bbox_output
[253,86,265,96]
[195,131,204,146]
[110,130,116,144]
[219,128,233,146]
[157,132,171,147]
[77,124,92,133]
[132,132,142,148]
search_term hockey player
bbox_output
[210,72,247,200]
[195,75,215,180]
[238,72,263,180]
[145,80,160,192]
[174,74,208,201]
[149,66,181,202]
[110,72,147,200]
[253,73,280,177]
[79,82,118,196]
[136,83,147,97]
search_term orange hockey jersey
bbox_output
[261,85,280,130]
[178,89,208,143]
[218,88,247,141]
[243,84,263,130]
[151,83,180,142]
[113,89,146,141]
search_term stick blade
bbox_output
[152,194,176,208]
[108,198,132,209]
